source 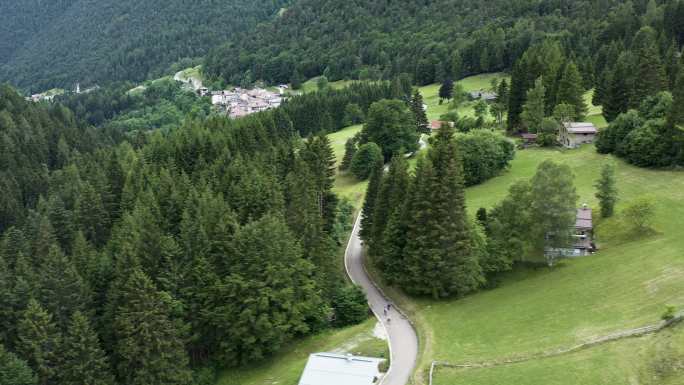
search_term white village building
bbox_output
[298,353,384,385]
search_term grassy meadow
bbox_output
[419,72,509,121]
[436,322,684,385]
[424,145,684,384]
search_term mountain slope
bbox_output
[0,0,288,91]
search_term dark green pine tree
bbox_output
[667,65,684,164]
[0,344,36,385]
[284,157,337,298]
[507,60,528,131]
[7,255,36,349]
[301,134,338,232]
[291,69,303,90]
[410,90,430,134]
[592,68,611,107]
[0,253,14,345]
[46,196,73,253]
[380,197,411,284]
[58,311,114,385]
[29,216,58,267]
[665,40,681,89]
[75,182,110,247]
[38,246,91,328]
[556,61,587,121]
[603,52,635,122]
[204,215,328,365]
[438,78,454,101]
[105,150,125,221]
[369,155,410,258]
[179,255,218,362]
[632,27,667,103]
[339,137,358,171]
[497,79,509,106]
[359,156,384,242]
[404,127,483,298]
[114,269,191,385]
[16,300,61,385]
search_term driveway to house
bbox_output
[345,214,419,385]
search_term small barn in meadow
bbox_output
[468,89,498,101]
[298,353,383,385]
[558,122,597,148]
[430,120,455,132]
[520,132,538,145]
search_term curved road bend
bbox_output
[345,214,419,385]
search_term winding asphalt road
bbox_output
[345,214,419,385]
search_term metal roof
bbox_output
[564,122,598,134]
[576,207,593,229]
[298,353,383,385]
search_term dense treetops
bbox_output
[206,0,663,88]
[0,0,288,91]
[0,84,374,383]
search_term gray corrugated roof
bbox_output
[576,208,592,229]
[298,353,383,385]
[564,122,597,134]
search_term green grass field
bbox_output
[435,323,684,385]
[422,145,684,384]
[419,73,509,121]
[216,318,388,385]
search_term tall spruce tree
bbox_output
[403,126,483,298]
[594,163,618,218]
[301,134,338,232]
[633,27,668,102]
[556,61,588,120]
[339,137,358,171]
[507,61,528,131]
[38,246,90,328]
[16,300,61,385]
[204,215,328,364]
[604,52,636,122]
[114,269,191,385]
[369,155,410,258]
[667,65,684,164]
[58,311,114,385]
[359,156,385,242]
[410,90,430,134]
[439,78,454,101]
[0,344,36,385]
[521,77,546,132]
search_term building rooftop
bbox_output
[298,353,383,385]
[430,120,454,130]
[469,90,498,101]
[564,122,597,134]
[576,207,593,230]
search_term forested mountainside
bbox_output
[0,0,288,91]
[0,82,397,384]
[205,0,684,86]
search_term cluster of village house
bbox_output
[199,85,287,119]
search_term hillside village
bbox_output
[205,86,285,118]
